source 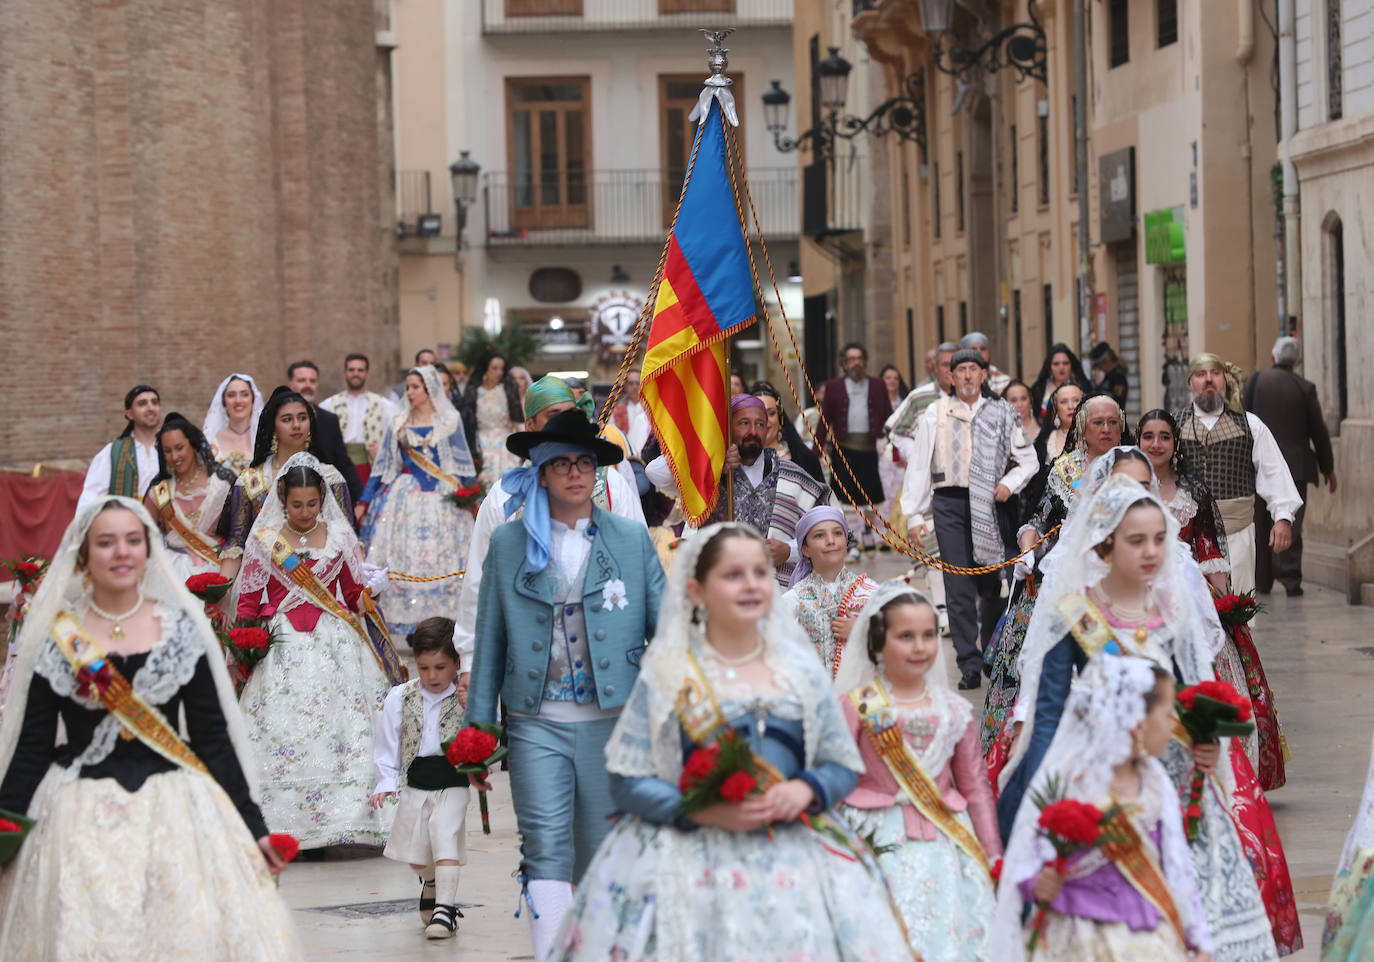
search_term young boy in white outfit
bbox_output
[371,616,470,939]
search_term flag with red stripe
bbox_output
[641,96,755,524]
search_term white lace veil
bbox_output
[202,373,264,443]
[1337,728,1374,875]
[992,655,1204,960]
[832,579,971,772]
[373,365,475,489]
[1004,476,1213,788]
[603,522,863,783]
[0,496,260,799]
[237,452,363,618]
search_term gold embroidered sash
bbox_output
[848,679,991,875]
[262,532,408,686]
[400,441,461,490]
[150,481,221,566]
[50,612,209,776]
[1098,806,1187,945]
[1055,593,1123,659]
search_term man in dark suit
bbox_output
[287,360,363,503]
[814,341,894,555]
[1243,336,1337,596]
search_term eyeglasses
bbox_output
[545,455,597,476]
[1088,418,1122,429]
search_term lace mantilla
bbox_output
[34,602,204,771]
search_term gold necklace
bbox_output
[88,591,145,640]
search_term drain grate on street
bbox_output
[1354,647,1374,658]
[307,898,478,919]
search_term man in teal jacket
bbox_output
[465,409,664,958]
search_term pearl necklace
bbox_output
[286,518,321,547]
[710,636,764,681]
[1095,584,1153,646]
[89,591,144,640]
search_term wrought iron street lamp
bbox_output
[763,51,927,163]
[921,0,1047,86]
[448,151,481,248]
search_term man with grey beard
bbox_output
[1173,352,1302,595]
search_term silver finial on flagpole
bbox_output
[701,28,734,87]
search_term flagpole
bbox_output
[725,336,734,520]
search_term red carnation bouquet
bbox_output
[442,721,508,834]
[1175,680,1254,839]
[1213,591,1263,627]
[218,621,278,694]
[185,572,232,604]
[1025,776,1127,954]
[677,729,764,818]
[268,832,301,863]
[447,481,488,518]
[4,556,50,632]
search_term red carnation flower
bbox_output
[718,771,757,803]
[14,561,39,578]
[185,572,229,593]
[990,858,1004,884]
[229,627,271,652]
[0,819,21,833]
[268,832,300,862]
[446,727,499,766]
[1037,799,1104,846]
[1186,804,1202,819]
[678,744,722,791]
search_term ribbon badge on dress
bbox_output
[849,678,992,876]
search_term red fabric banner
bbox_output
[0,472,84,579]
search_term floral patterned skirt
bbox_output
[0,767,301,961]
[1323,848,1374,962]
[1033,913,1189,962]
[361,474,472,636]
[1223,622,1288,791]
[550,815,915,962]
[1229,741,1303,955]
[839,803,995,962]
[240,611,393,848]
[981,584,1035,753]
[1163,739,1279,962]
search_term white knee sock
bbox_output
[526,879,574,962]
[434,864,460,907]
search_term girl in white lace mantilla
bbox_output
[779,505,878,678]
[549,524,914,962]
[0,496,300,961]
[833,581,1002,962]
[236,453,392,849]
[358,365,476,636]
[994,656,1211,962]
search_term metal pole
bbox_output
[1074,0,1092,353]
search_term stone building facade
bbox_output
[0,0,399,464]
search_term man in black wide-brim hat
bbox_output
[463,408,666,959]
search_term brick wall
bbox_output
[0,0,398,463]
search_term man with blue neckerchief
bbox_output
[465,408,665,960]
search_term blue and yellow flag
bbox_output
[641,96,755,524]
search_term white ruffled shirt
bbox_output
[1189,404,1301,523]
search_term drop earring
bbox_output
[304,432,312,450]
[270,435,279,456]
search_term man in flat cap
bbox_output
[900,348,1036,689]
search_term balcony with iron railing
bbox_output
[397,170,443,237]
[481,0,792,34]
[482,166,798,246]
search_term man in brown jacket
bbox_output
[1243,336,1338,596]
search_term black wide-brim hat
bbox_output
[505,408,625,466]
